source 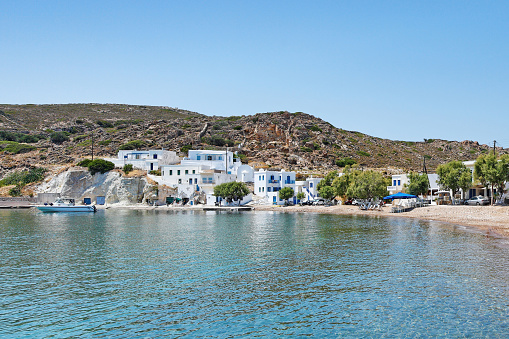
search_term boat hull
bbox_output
[37,206,97,212]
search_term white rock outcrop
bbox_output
[37,168,153,205]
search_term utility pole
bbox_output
[493,140,497,156]
[91,131,94,161]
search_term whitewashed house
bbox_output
[156,150,253,206]
[106,150,180,172]
[254,169,297,205]
[295,176,323,202]
[386,174,409,194]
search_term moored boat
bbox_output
[37,198,97,212]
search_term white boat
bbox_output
[37,198,97,212]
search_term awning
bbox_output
[383,192,418,200]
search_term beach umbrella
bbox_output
[383,192,418,200]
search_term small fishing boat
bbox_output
[37,198,97,212]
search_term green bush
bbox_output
[301,146,313,152]
[0,141,36,154]
[180,145,192,154]
[336,158,357,167]
[77,159,92,167]
[233,125,242,130]
[99,139,112,146]
[0,167,47,187]
[149,169,161,176]
[356,151,371,157]
[96,120,114,128]
[88,159,115,175]
[118,140,146,150]
[9,185,22,197]
[309,125,322,132]
[123,164,133,174]
[201,135,234,147]
[0,131,45,143]
[50,131,70,144]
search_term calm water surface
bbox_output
[1,209,509,337]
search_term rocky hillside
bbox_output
[0,104,506,178]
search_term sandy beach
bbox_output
[253,204,509,238]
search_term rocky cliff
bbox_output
[37,168,154,205]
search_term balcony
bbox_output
[284,180,295,185]
[387,186,397,191]
[269,179,280,184]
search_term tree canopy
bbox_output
[346,170,389,200]
[316,170,338,191]
[318,185,336,201]
[278,187,294,204]
[88,159,115,175]
[436,160,472,197]
[406,172,430,196]
[213,181,250,203]
[474,152,509,202]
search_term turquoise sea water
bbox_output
[1,209,509,337]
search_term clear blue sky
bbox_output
[1,1,508,147]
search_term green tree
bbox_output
[332,166,360,198]
[278,187,294,205]
[406,172,430,196]
[474,153,509,203]
[50,131,70,144]
[123,164,134,174]
[213,181,250,204]
[319,185,336,201]
[317,170,338,191]
[88,159,115,175]
[118,140,146,150]
[436,160,472,198]
[346,170,389,200]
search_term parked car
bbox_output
[352,199,362,206]
[312,198,326,206]
[465,196,489,206]
[343,199,353,205]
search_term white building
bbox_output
[387,174,409,194]
[106,149,180,172]
[254,169,297,205]
[156,150,254,206]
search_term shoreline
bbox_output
[21,203,509,239]
[252,204,509,238]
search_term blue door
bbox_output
[273,196,277,204]
[83,198,91,205]
[96,196,106,205]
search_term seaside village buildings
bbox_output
[102,149,509,206]
[103,149,326,206]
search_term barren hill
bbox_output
[0,104,505,177]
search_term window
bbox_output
[267,187,271,192]
[169,170,173,175]
[393,180,396,186]
[194,178,197,184]
[197,156,201,160]
[398,180,401,186]
[207,156,212,161]
[153,154,157,159]
[178,179,182,184]
[310,183,313,188]
[259,187,261,192]
[192,170,195,174]
[219,156,222,160]
[185,170,189,175]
